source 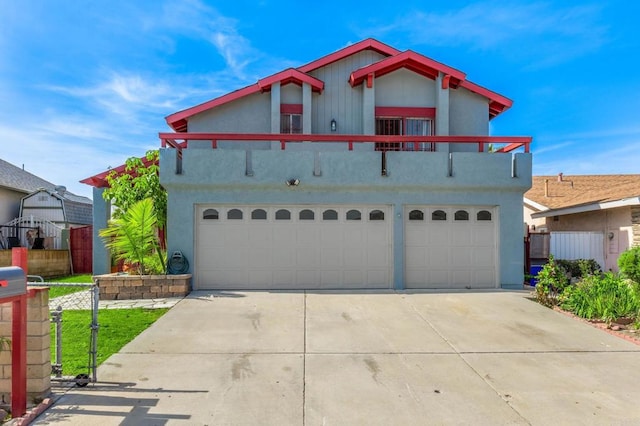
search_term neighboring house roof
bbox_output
[525,174,640,218]
[0,158,58,194]
[165,37,513,132]
[0,158,91,204]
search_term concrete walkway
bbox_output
[33,290,640,425]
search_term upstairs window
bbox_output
[375,109,434,152]
[281,114,302,134]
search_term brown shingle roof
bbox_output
[525,174,640,210]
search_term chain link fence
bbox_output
[28,277,98,387]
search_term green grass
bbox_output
[45,274,93,298]
[52,308,169,376]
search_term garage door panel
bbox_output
[405,206,497,289]
[405,227,427,246]
[297,247,320,268]
[196,205,392,289]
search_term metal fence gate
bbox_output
[28,278,99,386]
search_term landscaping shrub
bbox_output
[618,246,640,284]
[535,255,570,307]
[556,259,601,279]
[560,272,640,322]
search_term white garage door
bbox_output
[404,206,498,289]
[195,205,392,290]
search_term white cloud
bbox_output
[361,2,607,68]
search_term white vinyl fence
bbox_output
[550,232,605,269]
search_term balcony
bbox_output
[159,132,531,154]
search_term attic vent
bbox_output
[38,195,48,201]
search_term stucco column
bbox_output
[393,203,405,290]
[302,82,312,134]
[362,77,375,135]
[92,187,111,275]
[435,73,450,152]
[270,82,281,150]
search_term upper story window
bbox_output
[374,107,435,152]
[281,114,302,134]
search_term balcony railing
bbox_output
[159,132,531,155]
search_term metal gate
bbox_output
[550,232,605,269]
[28,278,99,386]
[69,225,93,274]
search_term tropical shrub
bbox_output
[535,255,570,307]
[560,272,640,322]
[99,198,166,275]
[618,246,640,284]
[103,150,166,246]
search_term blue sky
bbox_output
[1,0,638,199]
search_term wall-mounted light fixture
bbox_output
[330,119,337,132]
[286,178,300,186]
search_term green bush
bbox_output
[556,259,601,279]
[560,272,640,322]
[535,255,570,307]
[618,246,640,283]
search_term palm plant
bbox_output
[99,198,166,275]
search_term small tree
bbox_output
[618,246,640,283]
[535,255,570,307]
[99,198,166,275]
[103,150,166,243]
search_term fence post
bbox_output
[10,247,28,417]
[90,284,100,383]
[51,307,63,378]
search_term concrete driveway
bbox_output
[34,290,640,425]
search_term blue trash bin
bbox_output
[529,265,543,286]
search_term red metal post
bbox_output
[10,248,27,418]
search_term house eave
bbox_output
[530,196,640,218]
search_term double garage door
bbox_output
[195,205,497,290]
[195,205,393,290]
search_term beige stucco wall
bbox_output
[524,206,632,272]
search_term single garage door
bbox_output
[404,206,498,289]
[195,205,392,290]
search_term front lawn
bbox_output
[53,308,169,376]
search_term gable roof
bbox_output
[525,174,640,217]
[0,158,58,195]
[165,38,513,131]
[0,158,91,204]
[349,50,466,87]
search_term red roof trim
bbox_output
[350,50,466,87]
[80,155,157,188]
[257,68,324,93]
[165,84,259,131]
[458,80,513,118]
[298,38,400,73]
[166,69,324,131]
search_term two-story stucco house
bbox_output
[86,38,532,290]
